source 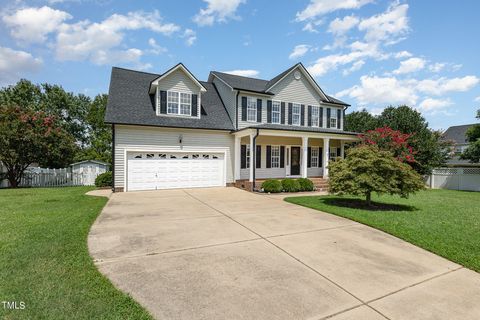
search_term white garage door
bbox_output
[127,152,225,191]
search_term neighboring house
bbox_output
[443,124,480,167]
[105,63,359,192]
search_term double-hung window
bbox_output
[247,97,257,122]
[272,101,281,124]
[311,106,320,127]
[167,91,191,116]
[271,146,280,168]
[292,103,301,125]
[167,91,179,114]
[180,93,191,115]
[246,145,251,168]
[311,147,319,167]
[329,147,337,161]
[330,111,337,128]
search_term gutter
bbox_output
[111,124,115,192]
[235,90,240,129]
[252,128,260,192]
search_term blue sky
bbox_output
[1,0,479,130]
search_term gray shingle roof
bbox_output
[443,124,477,144]
[105,67,235,130]
[239,123,359,136]
[210,71,270,93]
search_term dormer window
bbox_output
[167,91,191,116]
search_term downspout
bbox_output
[235,90,240,129]
[111,124,115,192]
[252,128,260,192]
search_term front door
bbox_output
[290,147,301,175]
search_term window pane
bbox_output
[271,146,280,168]
[292,104,301,125]
[311,148,318,167]
[167,91,179,114]
[246,145,251,168]
[311,106,319,127]
[180,103,191,115]
[247,97,257,122]
[272,101,281,124]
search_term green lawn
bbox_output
[0,187,152,320]
[285,189,480,272]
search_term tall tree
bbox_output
[0,105,76,187]
[460,109,480,163]
[344,109,379,133]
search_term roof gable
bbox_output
[149,63,206,94]
[443,124,477,144]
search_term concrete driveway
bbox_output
[89,187,480,320]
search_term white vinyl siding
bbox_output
[247,97,257,122]
[292,103,301,126]
[272,101,281,124]
[311,106,320,127]
[114,125,234,189]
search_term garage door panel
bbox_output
[127,152,225,191]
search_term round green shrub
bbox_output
[281,178,301,192]
[261,179,283,193]
[95,171,112,188]
[297,178,315,191]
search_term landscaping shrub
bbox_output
[261,179,283,193]
[297,178,315,191]
[95,171,112,188]
[281,178,301,192]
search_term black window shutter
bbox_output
[256,145,262,168]
[307,105,312,126]
[281,102,286,124]
[266,145,272,168]
[191,94,198,117]
[288,103,293,125]
[319,147,323,168]
[160,90,167,114]
[241,97,247,121]
[319,107,324,127]
[301,105,305,126]
[257,99,262,122]
[307,147,312,168]
[280,146,285,168]
[337,147,341,158]
[241,145,246,169]
[267,100,272,123]
[327,108,331,128]
[337,109,342,129]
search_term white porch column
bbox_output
[323,138,330,177]
[301,136,308,178]
[249,134,254,182]
[234,136,241,181]
[340,141,345,159]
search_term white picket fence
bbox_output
[1,167,99,188]
[427,167,480,191]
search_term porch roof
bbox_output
[234,124,359,136]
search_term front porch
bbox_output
[233,128,359,191]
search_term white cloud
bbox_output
[337,74,479,109]
[417,76,480,95]
[328,15,359,35]
[475,96,480,102]
[337,75,418,106]
[342,60,365,75]
[183,29,197,46]
[3,6,72,43]
[222,69,259,77]
[193,0,245,26]
[419,98,452,112]
[148,38,167,55]
[394,51,412,59]
[393,57,426,74]
[289,44,310,60]
[429,62,445,73]
[54,10,179,65]
[358,2,409,44]
[302,19,324,33]
[296,0,373,21]
[0,46,43,86]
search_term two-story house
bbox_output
[443,124,480,167]
[105,63,359,192]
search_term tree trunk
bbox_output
[366,192,371,206]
